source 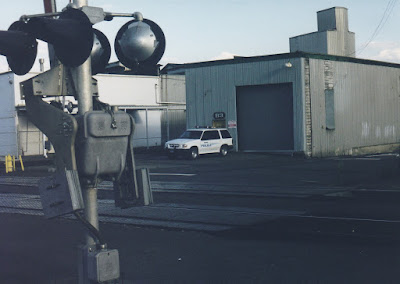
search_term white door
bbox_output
[200,130,221,153]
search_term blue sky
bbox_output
[0,0,399,72]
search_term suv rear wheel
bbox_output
[220,145,228,157]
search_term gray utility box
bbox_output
[76,111,132,179]
[87,248,120,282]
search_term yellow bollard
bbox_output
[12,156,15,171]
[5,155,13,173]
[6,155,9,173]
[19,155,24,172]
[9,155,13,173]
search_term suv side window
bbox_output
[220,130,232,139]
[201,130,220,140]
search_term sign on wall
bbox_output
[228,120,237,128]
[213,112,226,120]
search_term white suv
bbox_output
[165,128,233,159]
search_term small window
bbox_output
[220,130,232,139]
[180,130,202,139]
[325,89,335,130]
[201,130,220,140]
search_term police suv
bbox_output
[165,128,233,159]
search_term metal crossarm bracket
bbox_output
[20,65,98,99]
[22,75,84,218]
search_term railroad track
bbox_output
[1,176,400,240]
[0,192,400,242]
[0,192,303,231]
[0,176,353,198]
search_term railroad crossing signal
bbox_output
[0,2,165,283]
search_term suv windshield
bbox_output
[179,130,203,139]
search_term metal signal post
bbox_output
[72,0,97,247]
[72,0,96,279]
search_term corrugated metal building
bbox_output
[164,7,400,157]
[178,53,400,157]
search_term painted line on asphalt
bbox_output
[351,158,381,160]
[150,173,197,177]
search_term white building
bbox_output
[0,71,186,158]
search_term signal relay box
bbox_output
[87,248,120,282]
[75,111,132,179]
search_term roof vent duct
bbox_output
[289,7,356,57]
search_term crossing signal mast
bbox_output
[0,0,165,282]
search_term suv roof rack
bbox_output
[195,126,213,129]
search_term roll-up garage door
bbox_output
[236,83,294,151]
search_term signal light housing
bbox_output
[25,8,94,68]
[91,29,111,74]
[114,19,165,70]
[0,21,38,75]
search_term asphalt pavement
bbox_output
[2,212,400,284]
[0,151,400,283]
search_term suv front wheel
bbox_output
[189,147,199,160]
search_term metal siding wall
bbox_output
[195,68,206,126]
[346,33,356,57]
[202,67,213,125]
[217,64,237,140]
[160,75,186,103]
[290,33,328,54]
[0,74,18,157]
[225,65,237,138]
[317,9,336,31]
[186,58,305,152]
[185,69,197,128]
[158,75,186,143]
[94,74,159,106]
[160,108,186,143]
[309,58,400,156]
[12,72,39,107]
[125,109,162,148]
[17,114,43,156]
[335,8,349,31]
[290,31,355,58]
[326,31,355,57]
[317,7,349,32]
